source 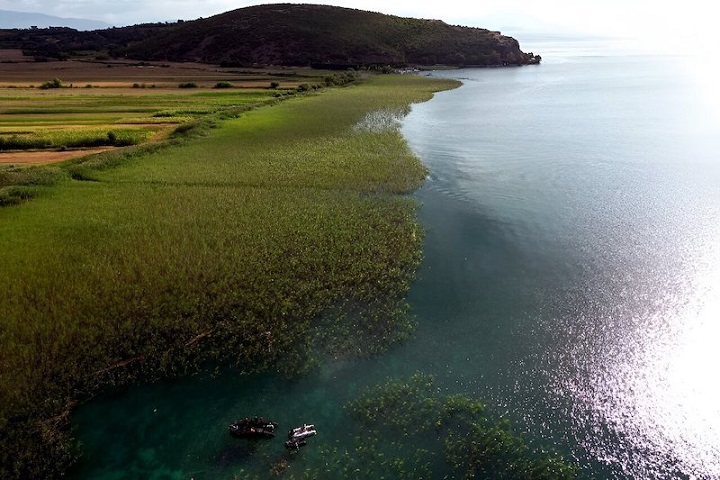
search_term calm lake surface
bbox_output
[71,38,720,479]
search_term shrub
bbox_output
[0,186,35,206]
[39,78,63,89]
[214,81,233,89]
[324,71,358,87]
[269,81,280,89]
[178,82,198,89]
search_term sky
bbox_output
[0,0,716,53]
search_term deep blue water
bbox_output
[71,39,720,479]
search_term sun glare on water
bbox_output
[576,232,720,477]
[660,259,720,473]
[550,191,720,477]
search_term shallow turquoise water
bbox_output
[71,41,720,479]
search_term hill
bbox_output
[119,4,540,67]
[0,3,541,67]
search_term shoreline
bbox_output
[1,74,458,478]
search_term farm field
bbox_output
[0,56,333,165]
[0,59,460,478]
[0,52,317,87]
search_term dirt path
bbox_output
[0,147,115,166]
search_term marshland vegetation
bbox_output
[1,62,577,478]
[0,71,460,477]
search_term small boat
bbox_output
[287,423,317,441]
[228,417,278,439]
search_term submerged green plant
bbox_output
[258,374,578,479]
[341,374,579,480]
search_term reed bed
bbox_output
[0,74,459,478]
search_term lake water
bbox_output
[71,38,720,479]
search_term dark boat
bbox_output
[228,417,278,439]
[284,438,308,452]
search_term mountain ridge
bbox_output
[0,9,111,31]
[0,3,541,67]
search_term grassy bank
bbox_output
[0,74,460,478]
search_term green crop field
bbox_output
[0,86,284,152]
[0,61,349,159]
[0,72,461,478]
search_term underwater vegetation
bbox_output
[231,374,578,479]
